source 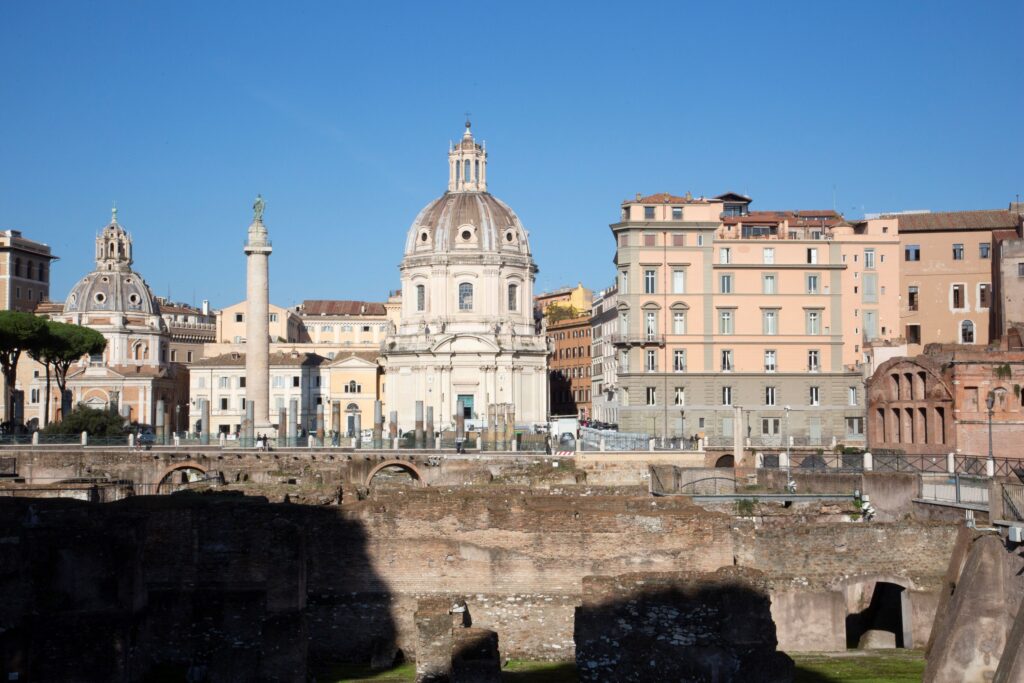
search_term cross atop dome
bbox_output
[449,119,487,193]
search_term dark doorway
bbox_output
[845,581,912,649]
[715,454,735,468]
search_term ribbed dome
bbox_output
[65,270,160,315]
[404,191,531,256]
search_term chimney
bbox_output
[201,299,210,316]
[635,192,642,201]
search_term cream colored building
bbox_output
[612,192,900,446]
[891,208,1022,352]
[382,121,549,431]
[0,230,55,312]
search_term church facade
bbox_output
[382,122,549,431]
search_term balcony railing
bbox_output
[608,332,666,346]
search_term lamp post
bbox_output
[986,390,995,461]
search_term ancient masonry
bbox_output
[244,195,272,436]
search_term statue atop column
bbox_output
[253,194,265,223]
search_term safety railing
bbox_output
[1002,483,1024,522]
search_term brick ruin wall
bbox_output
[0,484,961,679]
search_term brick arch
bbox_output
[155,461,207,492]
[365,460,425,488]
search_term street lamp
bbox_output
[986,391,995,461]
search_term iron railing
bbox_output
[1002,483,1024,522]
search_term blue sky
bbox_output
[1,1,1022,309]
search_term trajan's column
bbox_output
[244,195,273,433]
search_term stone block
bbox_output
[452,627,501,683]
[858,629,897,649]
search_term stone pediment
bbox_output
[430,334,500,354]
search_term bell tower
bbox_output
[95,206,134,272]
[448,118,487,193]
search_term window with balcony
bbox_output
[952,243,964,260]
[644,269,656,294]
[905,244,920,261]
[645,311,657,340]
[765,386,777,406]
[764,349,776,372]
[673,349,686,372]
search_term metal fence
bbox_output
[920,474,990,507]
[874,454,948,473]
[580,427,650,451]
[1002,483,1024,522]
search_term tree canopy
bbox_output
[0,310,48,422]
[42,404,126,437]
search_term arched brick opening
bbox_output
[842,576,913,649]
[155,462,208,493]
[365,460,425,488]
[714,454,734,468]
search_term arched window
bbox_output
[508,283,518,312]
[474,159,479,181]
[960,320,975,344]
[464,159,471,182]
[13,258,20,277]
[26,262,34,280]
[416,284,426,312]
[458,283,473,311]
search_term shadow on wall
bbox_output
[573,569,795,683]
[0,493,397,682]
[845,581,911,649]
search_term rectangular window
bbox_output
[674,387,685,405]
[187,351,193,363]
[764,349,776,372]
[646,386,657,405]
[673,349,686,372]
[235,313,244,323]
[696,234,704,247]
[809,386,820,406]
[864,249,875,269]
[980,242,991,259]
[805,310,821,335]
[671,233,685,246]
[645,349,656,372]
[719,274,733,294]
[459,283,473,310]
[762,273,776,295]
[908,286,919,311]
[846,417,865,435]
[619,270,628,294]
[762,309,778,335]
[197,377,205,389]
[272,376,284,388]
[269,312,278,322]
[722,386,732,406]
[220,398,228,410]
[763,248,775,264]
[979,283,991,309]
[719,310,734,335]
[806,274,820,294]
[29,388,39,404]
[849,386,857,406]
[906,324,921,344]
[672,269,685,293]
[905,244,920,261]
[1019,263,1024,277]
[952,243,964,260]
[721,349,733,371]
[808,349,820,372]
[292,376,300,388]
[672,311,685,335]
[762,418,781,436]
[644,269,656,294]
[862,273,878,303]
[952,284,965,309]
[171,350,178,362]
[671,207,683,220]
[619,233,628,247]
[765,386,777,406]
[645,311,657,339]
[218,376,229,389]
[720,247,731,264]
[644,206,655,220]
[238,376,246,389]
[806,248,818,264]
[417,285,426,311]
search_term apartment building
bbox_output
[548,312,592,418]
[611,192,898,446]
[892,207,1022,352]
[590,285,620,425]
[0,230,55,312]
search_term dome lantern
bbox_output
[448,119,487,193]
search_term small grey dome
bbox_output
[64,270,160,315]
[404,192,531,256]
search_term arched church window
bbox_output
[458,283,473,311]
[508,283,518,312]
[474,159,479,181]
[960,320,975,344]
[416,285,426,312]
[464,159,471,182]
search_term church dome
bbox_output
[403,121,531,257]
[63,210,161,316]
[404,191,531,256]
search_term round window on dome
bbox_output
[505,230,515,243]
[129,293,141,306]
[420,232,429,242]
[461,230,472,241]
[100,276,109,283]
[94,292,106,304]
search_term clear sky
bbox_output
[1,1,1022,309]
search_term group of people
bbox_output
[255,433,271,451]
